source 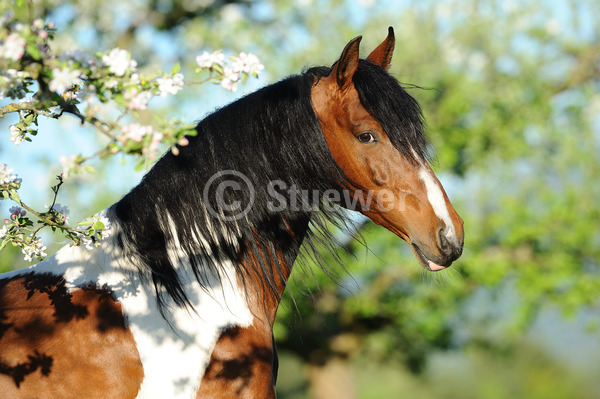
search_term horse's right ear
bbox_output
[331,36,362,89]
[366,27,395,70]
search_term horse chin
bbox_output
[411,243,448,272]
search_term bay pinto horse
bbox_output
[0,28,463,398]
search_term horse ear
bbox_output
[366,27,395,70]
[332,35,362,89]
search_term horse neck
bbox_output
[238,213,311,325]
[112,73,337,323]
[112,179,313,326]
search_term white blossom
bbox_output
[97,215,112,239]
[121,123,154,142]
[130,73,140,85]
[0,225,8,239]
[49,67,81,93]
[231,52,264,76]
[156,73,184,97]
[0,33,26,61]
[9,125,23,145]
[104,78,119,89]
[32,18,45,30]
[102,48,137,77]
[22,238,47,262]
[220,67,240,92]
[82,237,95,250]
[0,163,20,185]
[123,87,151,110]
[196,51,225,69]
[12,22,25,32]
[0,69,28,99]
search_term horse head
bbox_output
[311,27,464,271]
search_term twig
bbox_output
[8,192,80,235]
[56,99,120,141]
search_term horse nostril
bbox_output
[437,227,450,252]
[437,226,463,261]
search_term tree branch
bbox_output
[0,101,38,117]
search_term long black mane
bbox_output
[112,59,429,310]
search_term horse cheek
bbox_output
[366,157,390,186]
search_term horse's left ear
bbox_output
[366,26,395,70]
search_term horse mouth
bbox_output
[411,243,448,272]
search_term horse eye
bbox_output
[357,132,376,144]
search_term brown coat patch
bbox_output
[0,272,143,398]
[196,324,277,399]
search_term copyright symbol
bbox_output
[203,170,255,221]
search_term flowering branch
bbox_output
[0,11,265,262]
[0,168,113,261]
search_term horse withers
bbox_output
[0,28,463,398]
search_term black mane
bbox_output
[112,59,430,310]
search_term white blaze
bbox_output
[418,167,455,237]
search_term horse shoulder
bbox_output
[0,270,143,399]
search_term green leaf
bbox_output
[113,93,125,108]
[9,190,20,204]
[93,221,105,230]
[25,42,41,60]
[170,63,181,75]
